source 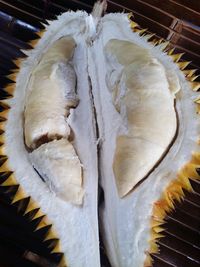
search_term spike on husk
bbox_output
[44,228,59,242]
[0,120,6,132]
[34,216,49,231]
[194,96,200,104]
[177,61,191,70]
[29,38,41,48]
[135,28,148,36]
[0,144,6,155]
[51,242,62,254]
[0,109,9,120]
[4,84,15,96]
[24,198,41,215]
[0,101,10,111]
[151,38,160,46]
[12,186,26,203]
[7,73,17,82]
[13,58,24,69]
[58,256,67,267]
[191,81,200,92]
[127,12,133,20]
[157,41,169,51]
[0,132,5,145]
[196,105,200,114]
[1,173,17,186]
[144,253,153,267]
[167,48,175,55]
[0,158,12,172]
[148,240,159,254]
[36,28,46,38]
[130,21,139,30]
[33,209,47,220]
[143,33,155,41]
[187,75,199,82]
[170,53,184,63]
[183,69,197,77]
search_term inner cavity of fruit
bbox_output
[24,37,84,205]
[105,39,180,198]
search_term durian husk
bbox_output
[0,26,66,267]
[128,13,200,267]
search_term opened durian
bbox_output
[1,1,200,266]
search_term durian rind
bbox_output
[0,25,66,266]
[4,10,99,267]
[98,13,199,267]
[128,16,200,267]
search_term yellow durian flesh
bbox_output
[105,39,180,197]
[30,138,84,205]
[24,37,83,205]
[24,37,77,150]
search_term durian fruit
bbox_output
[1,1,200,266]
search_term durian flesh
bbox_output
[3,8,199,267]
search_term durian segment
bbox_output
[105,39,179,197]
[5,11,100,267]
[92,13,199,267]
[24,37,77,149]
[30,138,84,205]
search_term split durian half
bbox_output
[1,1,199,267]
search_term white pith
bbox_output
[4,11,200,267]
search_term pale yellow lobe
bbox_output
[106,39,180,197]
[24,37,83,205]
[24,37,76,149]
[30,139,84,205]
